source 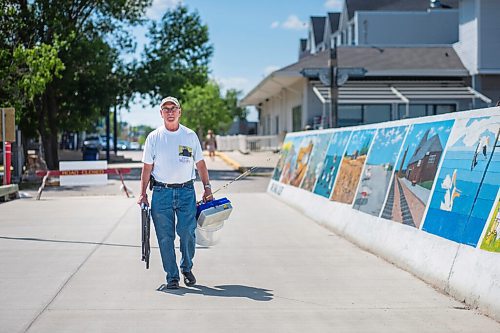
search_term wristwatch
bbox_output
[204,184,212,190]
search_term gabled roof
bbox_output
[311,16,326,46]
[241,46,469,106]
[345,0,458,19]
[327,12,341,33]
[279,50,329,73]
[408,130,443,165]
[337,46,467,75]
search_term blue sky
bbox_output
[345,130,376,156]
[367,126,408,166]
[121,0,343,127]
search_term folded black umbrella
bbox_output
[141,204,151,269]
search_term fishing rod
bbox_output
[198,159,271,204]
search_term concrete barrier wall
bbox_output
[267,107,500,320]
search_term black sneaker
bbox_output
[182,271,196,286]
[166,280,179,289]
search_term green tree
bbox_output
[225,89,248,121]
[137,5,213,105]
[180,82,233,138]
[0,0,150,169]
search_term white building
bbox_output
[242,0,499,134]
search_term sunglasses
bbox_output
[161,106,179,113]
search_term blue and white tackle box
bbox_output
[196,197,233,229]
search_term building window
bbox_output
[292,105,302,132]
[338,105,363,127]
[350,23,355,45]
[338,104,391,126]
[428,154,436,164]
[398,104,426,119]
[398,104,457,119]
[364,104,391,124]
[433,104,456,115]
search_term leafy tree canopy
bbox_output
[180,82,233,138]
[137,5,213,104]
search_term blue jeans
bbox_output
[151,183,197,283]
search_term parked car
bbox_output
[129,141,141,150]
[116,140,130,150]
[100,135,114,150]
[82,136,104,151]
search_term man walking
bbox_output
[137,96,212,289]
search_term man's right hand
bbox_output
[137,193,149,207]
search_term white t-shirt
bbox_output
[142,124,203,184]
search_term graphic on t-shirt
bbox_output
[179,145,193,157]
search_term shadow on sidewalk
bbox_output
[0,236,209,250]
[157,284,273,301]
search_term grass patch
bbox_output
[418,181,434,190]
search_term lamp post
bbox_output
[329,48,338,128]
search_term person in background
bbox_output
[205,129,217,160]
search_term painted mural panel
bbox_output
[380,120,454,228]
[272,138,294,181]
[353,126,408,216]
[300,133,333,191]
[480,189,500,252]
[289,136,315,187]
[279,136,303,184]
[281,135,314,186]
[422,116,500,246]
[313,131,352,198]
[331,129,376,204]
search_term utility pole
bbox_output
[113,103,118,155]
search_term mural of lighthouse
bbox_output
[422,116,500,247]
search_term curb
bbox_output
[205,151,273,177]
[215,151,241,171]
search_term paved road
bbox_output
[1,155,499,332]
[354,165,392,216]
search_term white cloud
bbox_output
[215,77,251,94]
[282,15,308,30]
[449,117,500,147]
[392,133,404,144]
[324,0,344,11]
[146,0,182,20]
[272,15,308,31]
[264,65,280,76]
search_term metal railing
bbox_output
[216,135,280,153]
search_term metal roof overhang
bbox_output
[240,72,302,106]
[311,81,492,105]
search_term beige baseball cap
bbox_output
[160,96,180,108]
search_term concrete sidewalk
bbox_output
[1,185,499,332]
[216,151,279,172]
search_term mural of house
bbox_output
[404,130,443,184]
[241,0,499,135]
